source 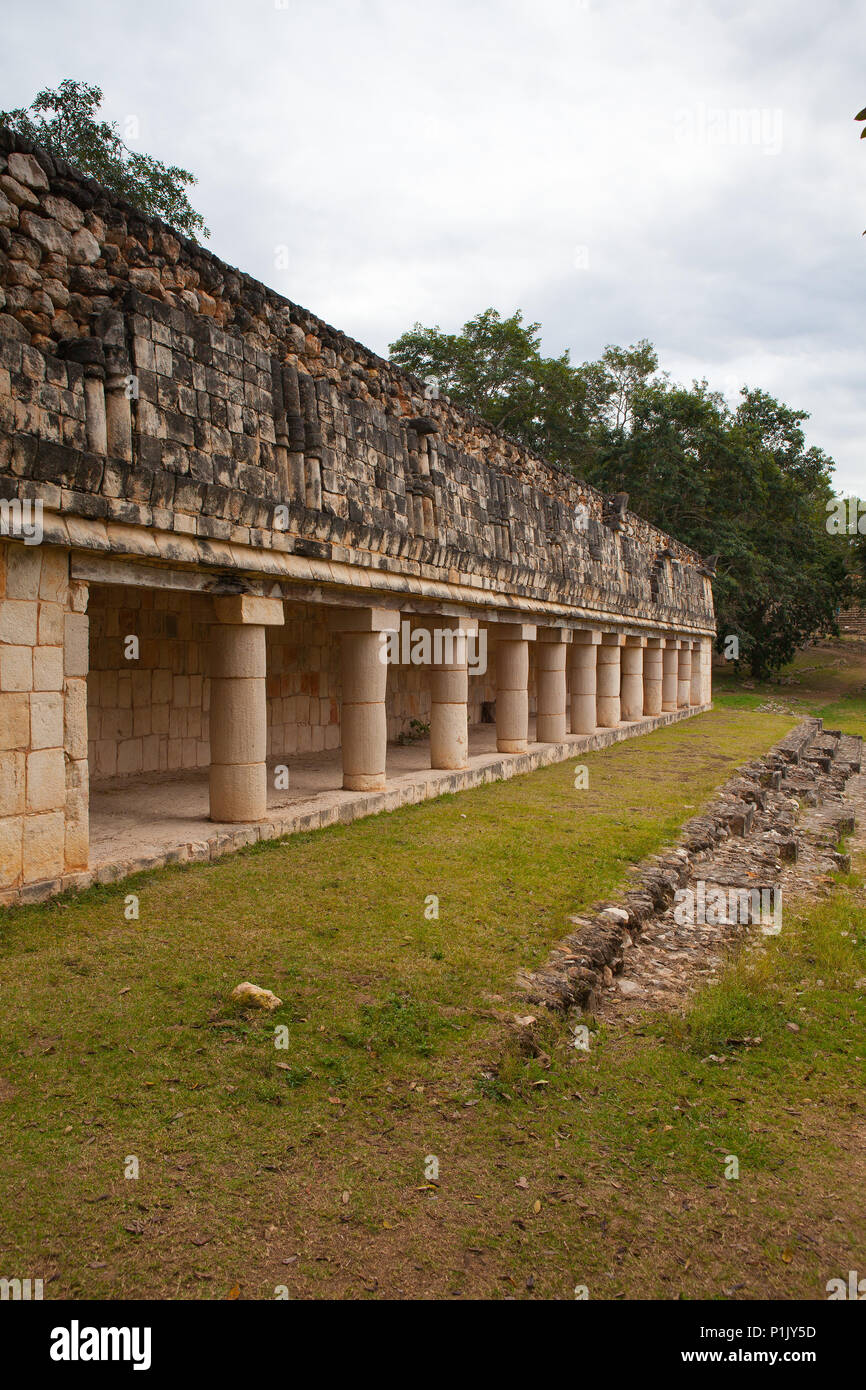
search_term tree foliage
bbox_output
[391,311,852,677]
[0,79,208,241]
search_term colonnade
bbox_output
[207,601,712,822]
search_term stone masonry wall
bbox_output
[0,540,87,891]
[0,129,715,632]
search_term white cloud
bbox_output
[3,0,865,491]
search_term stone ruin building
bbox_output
[0,128,716,905]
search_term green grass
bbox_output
[0,672,863,1299]
[713,637,866,735]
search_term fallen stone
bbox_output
[230,981,283,1011]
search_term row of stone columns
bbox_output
[206,600,711,824]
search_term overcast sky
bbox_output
[3,0,865,494]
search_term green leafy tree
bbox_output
[589,379,850,676]
[0,79,208,241]
[389,308,593,469]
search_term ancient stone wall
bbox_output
[0,128,715,904]
[0,539,88,890]
[0,128,714,630]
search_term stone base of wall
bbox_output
[0,702,710,906]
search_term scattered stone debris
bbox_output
[229,982,283,1011]
[517,719,862,1017]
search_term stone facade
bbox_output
[0,128,716,903]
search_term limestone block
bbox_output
[26,747,66,813]
[0,645,33,691]
[38,601,64,645]
[33,645,64,692]
[0,693,30,750]
[5,545,42,600]
[39,547,69,603]
[0,598,38,646]
[30,691,63,749]
[0,753,25,817]
[64,612,89,677]
[329,606,401,634]
[23,810,65,882]
[8,153,49,190]
[213,595,285,626]
[0,815,23,889]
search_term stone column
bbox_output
[643,637,663,716]
[535,628,572,743]
[429,617,477,770]
[596,633,623,728]
[569,630,600,734]
[494,623,536,753]
[209,596,284,823]
[331,607,400,792]
[690,640,703,706]
[701,636,713,704]
[662,639,679,712]
[620,636,645,722]
[677,642,692,709]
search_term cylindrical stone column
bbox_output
[643,638,663,716]
[662,641,679,712]
[701,636,713,704]
[569,633,599,734]
[536,629,572,743]
[596,635,622,728]
[330,607,400,792]
[620,639,644,722]
[677,643,692,708]
[690,640,702,706]
[340,630,389,791]
[430,620,475,770]
[209,624,268,822]
[495,624,536,753]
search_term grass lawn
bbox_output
[1,641,864,1300]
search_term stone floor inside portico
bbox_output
[85,704,710,884]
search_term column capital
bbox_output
[624,634,646,647]
[493,622,537,642]
[572,628,602,645]
[600,631,625,646]
[213,595,285,626]
[329,606,401,633]
[537,627,573,643]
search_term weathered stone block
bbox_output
[22,809,64,882]
[26,747,65,813]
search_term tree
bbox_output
[0,79,209,241]
[389,308,593,469]
[592,380,851,676]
